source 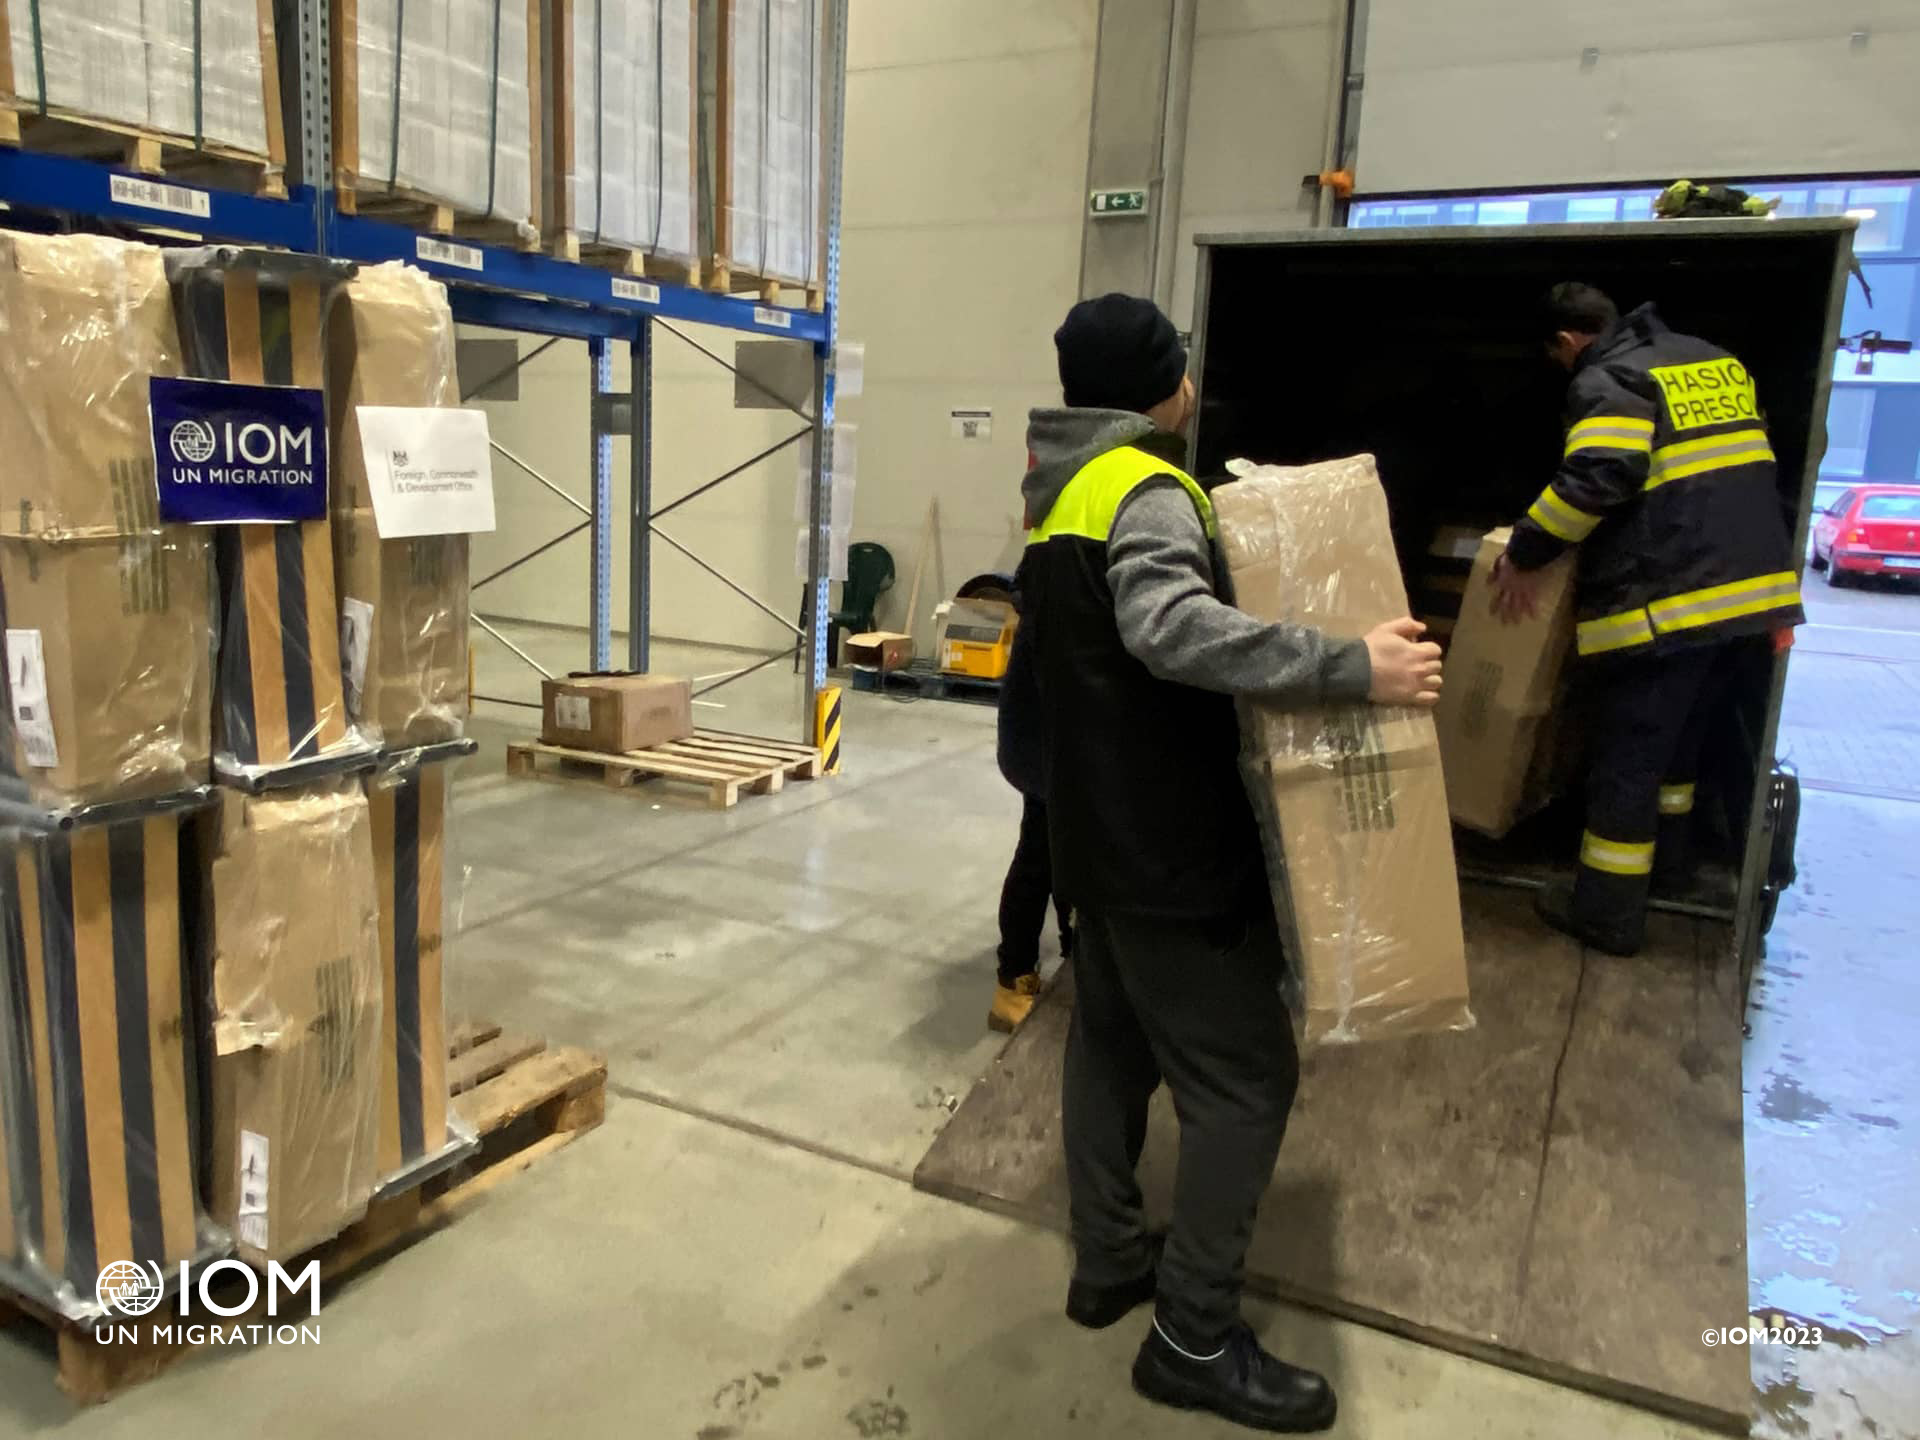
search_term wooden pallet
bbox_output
[853,659,1002,707]
[333,178,543,252]
[704,257,826,312]
[0,1023,605,1406]
[551,231,702,288]
[506,729,824,809]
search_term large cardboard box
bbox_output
[166,248,361,777]
[0,234,214,811]
[328,263,470,747]
[366,754,453,1181]
[1434,529,1579,837]
[541,673,693,753]
[209,786,381,1263]
[1214,455,1472,1046]
[0,815,207,1299]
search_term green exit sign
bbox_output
[1089,187,1149,217]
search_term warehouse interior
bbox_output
[1,3,1917,1439]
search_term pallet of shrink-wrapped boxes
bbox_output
[698,0,825,307]
[331,0,542,247]
[164,245,377,789]
[546,0,700,283]
[1213,455,1474,1047]
[327,261,470,749]
[0,234,214,815]
[0,0,286,195]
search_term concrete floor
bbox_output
[0,598,1914,1437]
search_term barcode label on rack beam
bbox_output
[109,173,212,218]
[753,306,793,330]
[611,277,661,305]
[416,236,485,271]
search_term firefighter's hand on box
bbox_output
[1365,617,1444,707]
[1489,553,1548,624]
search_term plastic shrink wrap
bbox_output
[328,262,469,747]
[0,234,213,813]
[1214,455,1473,1046]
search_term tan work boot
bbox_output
[989,972,1044,1033]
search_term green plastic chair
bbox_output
[798,542,896,667]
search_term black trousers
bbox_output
[1063,902,1299,1349]
[1576,639,1743,934]
[997,795,1070,985]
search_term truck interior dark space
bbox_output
[1191,226,1848,908]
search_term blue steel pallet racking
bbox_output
[0,0,847,739]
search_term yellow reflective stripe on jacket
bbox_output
[1026,445,1214,546]
[1581,831,1655,876]
[1646,427,1775,489]
[1526,486,1603,542]
[1564,415,1655,457]
[1659,783,1696,815]
[1648,571,1800,635]
[1576,607,1655,655]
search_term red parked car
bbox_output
[1810,484,1920,586]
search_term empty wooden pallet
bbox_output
[505,729,825,808]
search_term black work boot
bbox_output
[1536,877,1643,957]
[1065,1232,1163,1329]
[1132,1320,1337,1432]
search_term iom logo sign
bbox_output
[150,376,328,523]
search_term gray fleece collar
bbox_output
[1022,408,1159,523]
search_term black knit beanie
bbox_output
[1053,293,1187,414]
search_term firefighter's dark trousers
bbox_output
[1575,639,1744,942]
[1063,901,1299,1350]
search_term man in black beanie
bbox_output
[1009,293,1442,1432]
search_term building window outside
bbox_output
[1347,178,1920,482]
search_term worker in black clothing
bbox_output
[1010,293,1442,1433]
[1491,283,1804,955]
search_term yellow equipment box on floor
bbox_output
[938,599,1017,680]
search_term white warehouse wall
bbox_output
[1358,0,1920,193]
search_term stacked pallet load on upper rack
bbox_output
[0,0,286,195]
[546,0,699,283]
[698,0,825,308]
[331,0,542,247]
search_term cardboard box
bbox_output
[541,674,693,754]
[845,631,913,673]
[166,248,361,776]
[938,599,1017,680]
[1214,454,1472,1046]
[209,786,381,1263]
[1434,529,1578,837]
[329,264,470,747]
[366,755,453,1181]
[0,815,206,1294]
[1,534,213,810]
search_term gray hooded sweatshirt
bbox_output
[1019,407,1373,703]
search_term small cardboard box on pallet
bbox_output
[0,808,215,1311]
[0,233,213,812]
[1214,455,1472,1047]
[207,784,382,1264]
[328,263,470,748]
[544,0,699,271]
[1434,529,1579,838]
[541,673,693,754]
[331,0,543,242]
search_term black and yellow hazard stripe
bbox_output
[173,257,351,770]
[1,817,198,1289]
[815,686,843,775]
[367,762,450,1178]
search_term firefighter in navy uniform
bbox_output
[1491,283,1804,956]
